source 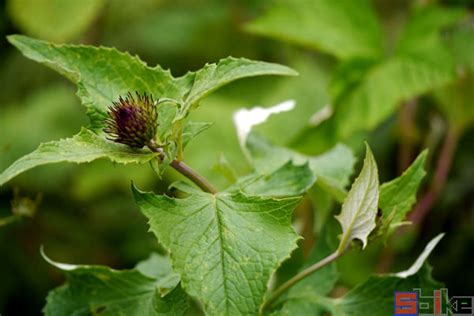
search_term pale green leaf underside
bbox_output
[379,150,427,228]
[0,128,158,186]
[7,35,297,127]
[246,133,355,201]
[335,144,379,252]
[43,252,189,316]
[246,0,383,60]
[133,187,301,315]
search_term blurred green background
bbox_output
[0,0,472,314]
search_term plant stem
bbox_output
[409,126,460,226]
[147,141,218,194]
[169,159,218,194]
[262,250,343,311]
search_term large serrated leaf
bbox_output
[42,251,189,316]
[246,0,383,60]
[8,35,296,128]
[335,144,379,253]
[0,128,159,186]
[133,187,301,315]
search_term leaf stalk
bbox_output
[147,140,218,194]
[262,249,346,312]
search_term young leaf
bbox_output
[335,144,379,253]
[379,150,428,232]
[246,0,384,60]
[133,187,301,315]
[8,35,296,129]
[246,133,355,201]
[42,250,189,316]
[0,128,159,186]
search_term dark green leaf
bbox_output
[42,251,189,316]
[0,128,158,186]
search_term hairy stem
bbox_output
[262,250,344,311]
[147,141,218,194]
[170,159,218,194]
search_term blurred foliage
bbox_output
[0,0,472,315]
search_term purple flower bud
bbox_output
[104,92,158,148]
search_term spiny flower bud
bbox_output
[104,92,158,148]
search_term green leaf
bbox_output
[335,144,379,253]
[237,161,316,197]
[212,153,238,184]
[177,58,298,120]
[275,234,445,316]
[4,35,295,184]
[7,0,105,42]
[447,21,474,71]
[246,0,383,60]
[42,250,189,316]
[320,5,465,138]
[331,234,445,316]
[379,150,427,232]
[182,121,213,147]
[135,253,181,297]
[247,133,355,201]
[133,187,301,315]
[8,35,296,129]
[0,128,158,186]
[332,264,442,316]
[332,54,457,138]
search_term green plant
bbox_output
[0,33,450,316]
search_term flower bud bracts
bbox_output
[104,92,158,148]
